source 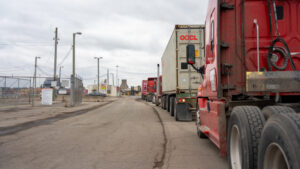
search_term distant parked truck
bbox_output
[160,25,205,121]
[141,80,148,100]
[146,77,157,102]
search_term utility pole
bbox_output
[33,56,40,106]
[94,57,103,93]
[53,28,58,82]
[53,27,59,101]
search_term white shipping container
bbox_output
[161,25,205,94]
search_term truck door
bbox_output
[203,1,220,98]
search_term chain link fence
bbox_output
[0,76,33,106]
[70,75,83,106]
[0,76,72,106]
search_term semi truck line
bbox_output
[142,1,300,169]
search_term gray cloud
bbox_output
[0,0,209,86]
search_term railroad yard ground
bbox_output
[0,96,227,169]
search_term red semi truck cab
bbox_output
[146,77,157,102]
[186,0,300,169]
[141,80,148,100]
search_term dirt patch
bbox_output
[0,101,114,137]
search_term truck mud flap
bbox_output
[176,103,193,121]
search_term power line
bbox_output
[37,66,52,76]
[0,42,71,47]
[58,46,72,66]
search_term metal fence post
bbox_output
[29,78,32,104]
[70,75,74,107]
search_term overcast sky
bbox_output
[0,0,208,87]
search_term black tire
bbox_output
[164,96,167,110]
[227,106,265,169]
[197,126,207,139]
[262,106,295,120]
[161,96,165,109]
[258,113,300,169]
[167,96,170,112]
[170,97,175,116]
[174,100,178,121]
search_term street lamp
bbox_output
[71,32,82,107]
[94,57,103,93]
[72,32,82,76]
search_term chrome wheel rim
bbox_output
[263,143,290,169]
[230,125,242,169]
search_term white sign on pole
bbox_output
[51,81,57,87]
[61,80,69,88]
[41,88,53,105]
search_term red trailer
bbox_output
[185,0,300,169]
[146,77,157,102]
[141,80,148,100]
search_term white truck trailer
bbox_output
[160,25,205,121]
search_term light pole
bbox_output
[71,32,82,107]
[94,57,103,93]
[72,32,82,77]
[33,56,41,106]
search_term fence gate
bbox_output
[70,75,83,106]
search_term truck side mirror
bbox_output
[186,44,195,65]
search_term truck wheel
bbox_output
[197,126,207,139]
[262,106,295,120]
[170,97,175,116]
[258,113,300,169]
[164,96,167,110]
[174,100,178,121]
[227,106,265,169]
[155,99,159,106]
[152,95,155,104]
[161,96,165,109]
[167,96,170,112]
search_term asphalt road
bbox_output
[0,97,227,169]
